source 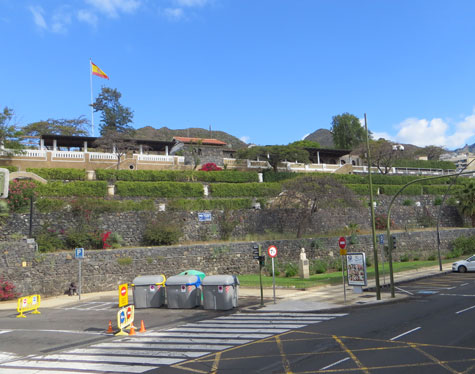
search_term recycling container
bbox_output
[165,275,202,309]
[179,270,206,302]
[132,274,166,308]
[202,275,239,310]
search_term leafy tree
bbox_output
[289,140,321,148]
[331,113,366,150]
[22,117,89,137]
[415,145,446,161]
[274,175,359,237]
[91,87,134,135]
[354,138,404,174]
[457,181,475,227]
[237,145,310,172]
[0,107,24,154]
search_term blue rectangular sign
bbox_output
[378,234,384,244]
[75,248,85,259]
[198,212,212,222]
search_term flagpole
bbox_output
[89,58,94,137]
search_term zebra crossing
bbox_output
[0,312,347,373]
[63,302,118,312]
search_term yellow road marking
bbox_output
[333,335,369,374]
[275,335,293,374]
[409,343,459,374]
[210,352,222,374]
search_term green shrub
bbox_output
[36,226,65,252]
[451,235,475,257]
[116,181,203,197]
[310,259,327,274]
[400,254,410,262]
[345,184,379,195]
[403,199,413,206]
[426,253,436,261]
[7,179,38,212]
[69,198,155,213]
[0,165,18,172]
[446,248,463,259]
[64,229,102,250]
[423,185,463,195]
[412,253,420,261]
[37,181,107,197]
[262,171,299,183]
[284,262,298,277]
[117,257,132,266]
[168,198,253,210]
[108,232,124,249]
[434,197,443,206]
[393,159,456,170]
[26,168,85,180]
[328,258,342,271]
[379,184,422,195]
[143,223,182,246]
[210,183,281,197]
[365,256,372,267]
[35,198,67,213]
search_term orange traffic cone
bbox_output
[106,320,114,334]
[139,320,146,333]
[129,323,136,336]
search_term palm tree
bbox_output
[457,181,475,227]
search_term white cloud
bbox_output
[371,131,393,141]
[175,0,209,7]
[29,6,47,29]
[394,114,475,149]
[301,133,310,140]
[164,7,185,20]
[51,8,72,34]
[85,0,140,18]
[240,136,250,143]
[77,9,98,26]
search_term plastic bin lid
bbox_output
[179,270,206,281]
[132,274,166,286]
[165,275,201,287]
[202,275,239,286]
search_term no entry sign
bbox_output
[338,237,347,249]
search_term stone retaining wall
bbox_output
[2,228,474,297]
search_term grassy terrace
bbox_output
[238,259,455,289]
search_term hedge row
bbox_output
[36,181,107,197]
[168,198,254,210]
[96,169,259,183]
[115,181,204,197]
[34,198,156,213]
[27,168,85,180]
[393,159,456,170]
[0,165,18,172]
[210,183,281,197]
[346,183,462,196]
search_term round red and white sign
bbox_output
[120,286,127,296]
[338,237,347,249]
[126,307,132,319]
[267,245,278,258]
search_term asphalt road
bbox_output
[1,272,475,373]
[153,272,475,374]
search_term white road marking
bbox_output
[191,323,304,329]
[0,369,96,374]
[34,353,181,365]
[440,293,475,297]
[93,342,232,351]
[390,327,421,341]
[238,313,348,317]
[460,283,469,287]
[120,337,251,344]
[0,352,18,363]
[215,315,333,321]
[0,329,104,335]
[169,327,290,333]
[1,360,148,373]
[320,357,350,370]
[69,348,207,358]
[395,287,414,295]
[0,330,12,335]
[198,319,315,324]
[455,304,475,314]
[143,332,272,339]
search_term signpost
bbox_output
[75,248,85,300]
[338,237,347,303]
[253,244,265,306]
[267,245,278,304]
[378,234,386,286]
[118,283,128,307]
[198,212,212,222]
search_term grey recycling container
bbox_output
[132,274,166,308]
[165,275,202,309]
[202,275,239,310]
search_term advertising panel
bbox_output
[347,252,367,286]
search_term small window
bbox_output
[129,164,135,170]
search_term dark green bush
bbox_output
[36,181,107,197]
[400,254,410,262]
[310,259,327,274]
[142,223,182,246]
[403,199,413,206]
[284,262,298,277]
[0,165,18,172]
[345,184,379,195]
[434,197,443,206]
[262,171,299,183]
[70,198,155,213]
[379,184,422,195]
[35,198,67,213]
[116,181,203,197]
[27,168,85,180]
[451,235,475,257]
[393,159,456,170]
[210,183,281,197]
[64,229,102,250]
[426,253,436,261]
[36,227,65,252]
[423,185,463,195]
[168,198,253,210]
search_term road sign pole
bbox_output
[259,245,264,307]
[78,259,82,301]
[341,254,346,304]
[272,257,276,304]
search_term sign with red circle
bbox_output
[120,286,127,296]
[338,237,347,249]
[126,306,132,319]
[267,245,278,258]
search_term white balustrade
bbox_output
[136,154,174,162]
[52,151,84,159]
[89,152,117,160]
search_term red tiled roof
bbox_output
[173,137,227,146]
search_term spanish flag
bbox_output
[91,61,109,80]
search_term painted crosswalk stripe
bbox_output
[238,313,348,317]
[93,342,232,351]
[192,323,305,329]
[1,360,149,373]
[0,369,97,374]
[0,352,17,363]
[120,337,252,344]
[33,354,181,366]
[169,327,290,333]
[69,348,208,358]
[197,319,314,325]
[215,316,333,321]
[143,332,272,339]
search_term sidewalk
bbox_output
[0,263,453,312]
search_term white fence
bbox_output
[89,152,117,160]
[52,151,84,159]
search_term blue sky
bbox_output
[1,0,475,150]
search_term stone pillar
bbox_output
[83,141,88,152]
[40,138,44,150]
[107,184,115,196]
[86,170,95,181]
[299,248,310,279]
[258,173,263,183]
[317,151,320,164]
[203,184,209,197]
[139,144,143,155]
[165,146,169,156]
[53,139,57,151]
